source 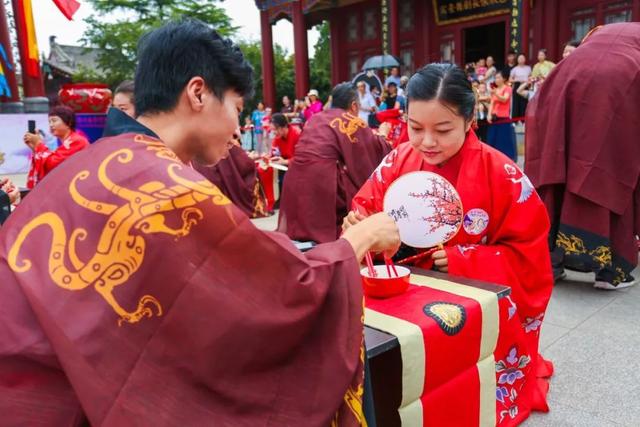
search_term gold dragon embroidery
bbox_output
[330,113,366,143]
[8,136,231,326]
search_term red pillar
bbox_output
[329,18,341,86]
[389,0,400,57]
[11,0,45,98]
[633,0,640,21]
[292,0,309,100]
[0,0,19,103]
[521,0,530,57]
[260,10,276,109]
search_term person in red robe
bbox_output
[23,105,90,189]
[345,63,554,426]
[194,134,270,218]
[525,23,640,290]
[0,20,401,426]
[278,82,393,243]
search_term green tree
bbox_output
[309,21,331,101]
[76,0,236,88]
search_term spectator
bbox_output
[270,113,301,167]
[517,75,545,101]
[475,58,487,82]
[510,53,532,119]
[504,50,517,75]
[474,81,491,142]
[487,70,517,161]
[23,105,90,188]
[281,95,293,115]
[398,75,409,97]
[563,40,580,59]
[380,82,401,110]
[261,107,273,155]
[291,99,305,125]
[112,80,136,118]
[531,49,555,79]
[484,55,498,84]
[303,89,323,121]
[356,81,376,123]
[384,66,401,87]
[241,116,254,151]
[465,62,477,81]
[251,101,267,154]
[0,177,18,225]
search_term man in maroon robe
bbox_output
[0,20,400,426]
[525,23,640,289]
[194,139,270,218]
[278,83,392,243]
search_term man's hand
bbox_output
[342,209,367,232]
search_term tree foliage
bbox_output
[309,21,331,101]
[77,0,236,88]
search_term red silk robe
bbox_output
[194,145,270,218]
[278,109,391,243]
[353,131,554,425]
[0,132,366,426]
[27,131,90,189]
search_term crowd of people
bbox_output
[0,17,638,426]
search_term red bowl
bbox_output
[361,265,411,298]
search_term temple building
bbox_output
[254,0,639,107]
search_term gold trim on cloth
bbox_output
[364,309,425,426]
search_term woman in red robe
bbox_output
[23,105,90,189]
[345,63,554,426]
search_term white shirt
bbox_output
[358,91,376,123]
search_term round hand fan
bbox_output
[383,171,463,248]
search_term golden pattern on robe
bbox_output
[8,135,231,326]
[330,113,367,143]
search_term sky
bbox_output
[31,0,319,57]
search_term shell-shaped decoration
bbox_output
[423,301,467,336]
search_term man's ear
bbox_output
[185,76,206,112]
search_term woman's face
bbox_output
[49,115,70,138]
[408,99,471,166]
[495,72,505,86]
[258,102,265,111]
[538,51,546,62]
[113,93,135,118]
[487,56,494,67]
[517,54,526,65]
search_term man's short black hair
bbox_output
[135,19,254,116]
[271,113,288,128]
[331,82,358,110]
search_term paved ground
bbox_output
[251,213,640,427]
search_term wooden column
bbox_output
[0,0,19,104]
[389,0,400,57]
[521,0,530,57]
[292,0,310,99]
[260,10,276,109]
[633,0,640,21]
[330,18,341,86]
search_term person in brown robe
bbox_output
[278,82,392,243]
[194,138,270,218]
[0,20,401,426]
[525,22,640,289]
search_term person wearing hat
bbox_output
[303,88,323,122]
[22,105,90,188]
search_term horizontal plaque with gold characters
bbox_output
[433,0,510,25]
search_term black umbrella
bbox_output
[362,54,401,70]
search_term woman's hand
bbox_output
[23,132,43,151]
[341,212,401,260]
[377,122,392,139]
[487,115,493,124]
[342,209,367,232]
[432,249,448,273]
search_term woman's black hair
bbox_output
[406,63,475,122]
[565,40,580,48]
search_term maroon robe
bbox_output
[0,132,366,426]
[194,145,270,218]
[525,23,640,284]
[278,109,391,243]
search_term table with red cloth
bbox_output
[363,268,521,427]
